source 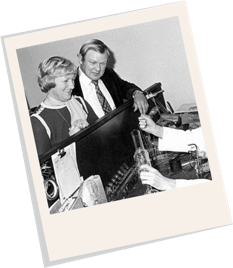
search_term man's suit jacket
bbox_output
[72,68,141,110]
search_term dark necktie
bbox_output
[92,80,112,115]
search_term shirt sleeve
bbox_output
[31,116,51,156]
[158,127,206,153]
[176,179,210,188]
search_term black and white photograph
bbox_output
[1,1,232,268]
[17,16,212,213]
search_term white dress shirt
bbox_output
[78,68,116,118]
[158,126,210,187]
[158,127,206,154]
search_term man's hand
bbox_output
[133,92,149,114]
[138,114,164,138]
[140,164,176,190]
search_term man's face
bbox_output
[48,74,75,102]
[79,50,108,81]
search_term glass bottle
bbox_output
[131,129,152,194]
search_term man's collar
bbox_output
[78,67,92,86]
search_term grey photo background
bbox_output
[17,16,196,110]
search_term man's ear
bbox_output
[77,54,83,65]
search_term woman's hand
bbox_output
[69,125,81,136]
[69,119,89,136]
[139,164,176,190]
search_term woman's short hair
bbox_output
[38,56,77,93]
[79,39,110,60]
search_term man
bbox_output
[72,39,149,118]
[138,114,210,190]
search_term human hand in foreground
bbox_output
[140,164,176,191]
[133,92,149,115]
[138,114,163,138]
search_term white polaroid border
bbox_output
[2,2,232,267]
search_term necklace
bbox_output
[56,109,71,127]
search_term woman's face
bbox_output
[48,74,75,102]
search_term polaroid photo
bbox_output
[1,1,232,267]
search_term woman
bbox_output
[31,56,98,156]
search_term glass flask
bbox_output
[131,129,153,194]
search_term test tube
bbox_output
[131,129,144,150]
